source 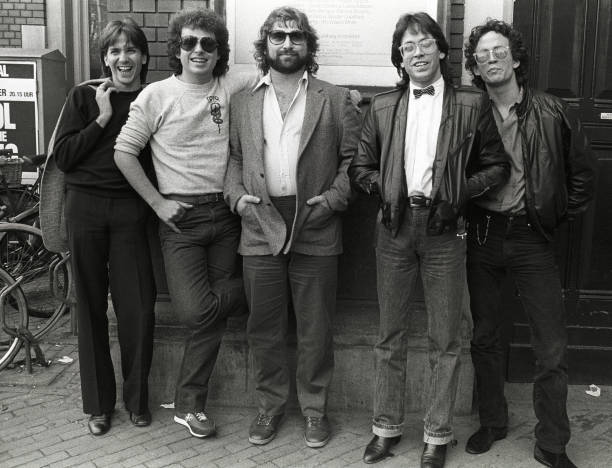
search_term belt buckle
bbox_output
[409,195,429,208]
[206,193,223,204]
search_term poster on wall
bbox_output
[227,0,439,87]
[0,61,38,157]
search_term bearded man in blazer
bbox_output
[224,6,360,449]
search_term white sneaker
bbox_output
[174,411,216,438]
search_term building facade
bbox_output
[1,0,611,396]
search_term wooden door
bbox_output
[508,0,612,383]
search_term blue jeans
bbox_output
[158,200,242,413]
[466,206,570,453]
[373,207,466,444]
[243,253,336,417]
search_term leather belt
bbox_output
[407,195,432,208]
[165,193,224,205]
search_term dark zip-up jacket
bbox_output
[349,84,510,237]
[475,87,595,240]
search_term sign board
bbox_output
[227,0,438,86]
[0,61,38,156]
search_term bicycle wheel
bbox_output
[0,267,28,370]
[0,223,72,340]
[0,186,39,222]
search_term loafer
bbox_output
[174,411,216,438]
[465,426,507,454]
[363,435,401,464]
[130,410,152,427]
[88,413,111,436]
[421,443,447,468]
[248,413,283,445]
[304,415,331,448]
[534,444,577,468]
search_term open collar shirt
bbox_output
[254,71,309,197]
[477,88,526,215]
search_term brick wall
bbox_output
[106,0,211,83]
[0,0,46,48]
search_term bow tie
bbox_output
[413,85,435,98]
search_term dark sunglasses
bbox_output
[179,35,218,53]
[268,30,306,45]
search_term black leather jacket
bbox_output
[473,87,596,240]
[349,84,510,236]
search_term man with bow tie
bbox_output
[349,12,510,468]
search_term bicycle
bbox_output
[0,224,74,372]
[0,148,45,226]
[0,152,74,372]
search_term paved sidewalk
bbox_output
[1,324,611,467]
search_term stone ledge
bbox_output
[110,297,474,414]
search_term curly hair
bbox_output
[391,12,452,88]
[99,18,149,83]
[464,19,529,90]
[167,8,229,77]
[253,6,319,75]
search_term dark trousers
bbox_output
[65,190,156,415]
[243,253,336,417]
[466,207,570,453]
[158,200,242,413]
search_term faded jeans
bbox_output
[373,207,466,445]
[466,206,570,453]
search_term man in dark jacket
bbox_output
[463,20,596,468]
[349,12,509,468]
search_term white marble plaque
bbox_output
[227,0,439,86]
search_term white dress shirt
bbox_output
[254,71,309,197]
[404,76,445,197]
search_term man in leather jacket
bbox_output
[348,12,510,468]
[463,20,596,468]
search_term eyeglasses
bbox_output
[398,38,437,57]
[179,36,218,53]
[473,46,511,63]
[268,30,306,45]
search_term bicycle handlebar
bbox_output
[22,154,47,167]
[0,149,47,168]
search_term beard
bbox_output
[267,50,308,74]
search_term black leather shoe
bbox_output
[421,443,447,468]
[130,410,152,427]
[534,444,577,468]
[363,435,401,464]
[248,413,283,445]
[465,426,507,454]
[88,414,111,436]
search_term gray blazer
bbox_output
[224,76,361,256]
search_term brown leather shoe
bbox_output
[130,410,152,427]
[534,444,577,468]
[421,443,447,468]
[88,414,111,436]
[363,435,401,464]
[304,416,331,448]
[465,426,507,454]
